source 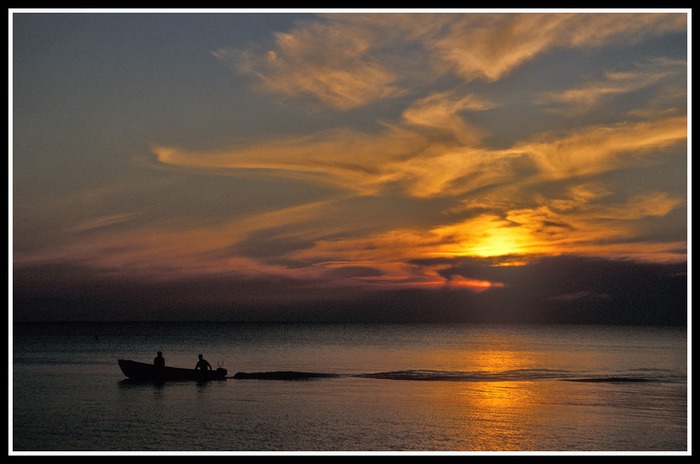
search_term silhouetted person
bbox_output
[195,354,212,371]
[154,351,165,368]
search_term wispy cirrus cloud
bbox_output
[152,125,430,196]
[536,58,687,113]
[153,112,685,200]
[212,17,404,110]
[511,115,686,180]
[433,13,685,81]
[402,91,498,143]
[214,13,686,109]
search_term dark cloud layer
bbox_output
[13,256,686,326]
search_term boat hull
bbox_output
[118,359,227,381]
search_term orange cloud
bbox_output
[212,17,403,110]
[152,125,432,196]
[152,124,514,200]
[449,276,506,291]
[215,13,686,108]
[514,116,686,180]
[596,192,684,220]
[537,58,686,112]
[13,199,337,282]
[433,13,686,82]
[427,182,684,264]
[402,91,497,143]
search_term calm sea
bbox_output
[10,321,688,454]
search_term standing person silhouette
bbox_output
[154,351,165,368]
[195,354,212,371]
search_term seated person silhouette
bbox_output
[195,354,212,372]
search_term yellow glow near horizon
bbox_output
[433,215,535,260]
[462,228,528,258]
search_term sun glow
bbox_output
[462,228,527,258]
[433,215,534,259]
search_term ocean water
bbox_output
[11,322,688,454]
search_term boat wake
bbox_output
[232,371,341,380]
[231,368,682,383]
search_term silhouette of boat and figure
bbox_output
[118,352,227,381]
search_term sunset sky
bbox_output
[11,10,689,323]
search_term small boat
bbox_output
[118,359,228,381]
